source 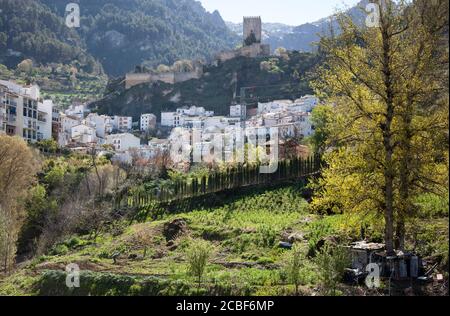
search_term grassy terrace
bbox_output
[0,185,317,296]
[1,183,447,296]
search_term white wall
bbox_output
[106,133,140,151]
[37,100,53,140]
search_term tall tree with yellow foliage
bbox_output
[311,0,448,254]
[0,135,40,272]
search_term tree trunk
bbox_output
[384,169,395,255]
[380,8,396,256]
[397,101,413,251]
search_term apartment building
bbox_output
[0,80,53,143]
[112,116,132,132]
[161,106,214,127]
[140,113,157,131]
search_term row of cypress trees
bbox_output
[118,155,322,208]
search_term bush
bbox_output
[185,239,212,292]
[50,244,69,256]
[313,244,349,296]
[284,244,304,295]
[38,271,193,296]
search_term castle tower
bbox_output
[243,16,262,46]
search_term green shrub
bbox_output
[284,244,304,295]
[307,220,335,255]
[257,225,277,248]
[50,244,69,256]
[185,239,212,292]
[415,193,449,218]
[313,244,349,296]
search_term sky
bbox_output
[198,0,361,25]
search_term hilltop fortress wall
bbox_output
[125,16,270,90]
[125,67,203,89]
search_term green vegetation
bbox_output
[311,0,448,254]
[2,0,239,76]
[313,244,349,296]
[0,168,447,296]
[186,239,212,292]
[0,0,448,297]
[0,0,99,72]
[0,62,107,108]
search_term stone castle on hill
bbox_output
[125,16,270,90]
[216,16,270,63]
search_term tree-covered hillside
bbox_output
[0,0,101,73]
[38,0,240,76]
[0,0,240,76]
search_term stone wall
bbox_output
[125,67,203,90]
[125,73,152,89]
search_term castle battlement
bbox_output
[125,64,203,90]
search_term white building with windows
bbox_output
[230,104,247,120]
[37,100,53,141]
[0,80,53,143]
[85,113,113,138]
[71,123,97,144]
[106,133,140,152]
[112,116,132,132]
[65,103,88,119]
[161,106,214,127]
[140,113,157,131]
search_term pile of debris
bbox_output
[345,241,434,283]
[163,219,187,242]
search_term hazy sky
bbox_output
[198,0,361,25]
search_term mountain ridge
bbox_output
[226,0,369,52]
[0,0,240,76]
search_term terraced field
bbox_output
[0,184,447,296]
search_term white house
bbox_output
[177,106,213,117]
[162,106,214,127]
[294,95,318,113]
[106,133,140,151]
[161,112,183,127]
[85,113,113,138]
[71,123,97,144]
[65,103,88,119]
[230,104,247,119]
[140,113,157,131]
[61,114,81,133]
[112,116,132,132]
